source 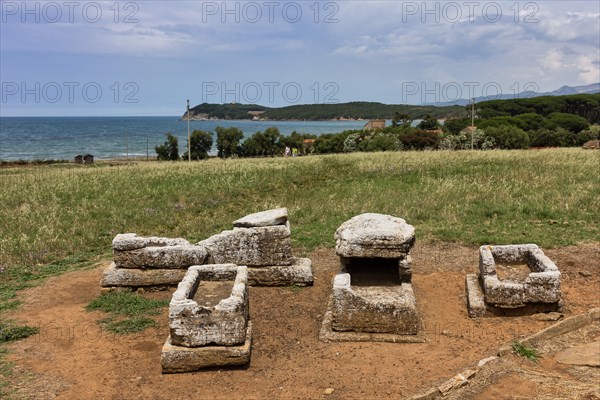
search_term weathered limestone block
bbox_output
[112,233,189,251]
[113,245,209,269]
[169,265,249,347]
[465,274,487,317]
[161,322,252,373]
[482,275,525,307]
[233,207,288,228]
[200,224,292,267]
[527,250,559,272]
[479,246,496,276]
[331,273,420,335]
[101,263,187,287]
[398,255,413,282]
[335,213,415,258]
[247,257,313,286]
[524,271,561,303]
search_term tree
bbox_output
[417,114,440,130]
[216,126,244,158]
[443,118,471,135]
[392,112,412,127]
[155,133,179,160]
[484,126,529,149]
[241,127,283,157]
[547,112,590,133]
[183,130,213,160]
[515,113,548,131]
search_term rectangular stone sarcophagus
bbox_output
[466,244,562,317]
[161,264,252,372]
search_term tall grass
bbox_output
[0,149,598,300]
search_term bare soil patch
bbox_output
[5,242,599,399]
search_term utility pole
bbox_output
[471,98,475,150]
[187,99,191,162]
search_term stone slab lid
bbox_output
[233,208,288,228]
[335,213,415,258]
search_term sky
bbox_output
[1,0,599,116]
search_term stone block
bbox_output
[233,208,288,228]
[100,263,187,287]
[465,274,487,317]
[524,271,561,303]
[331,273,420,335]
[200,224,292,267]
[482,275,525,308]
[112,233,189,251]
[113,245,208,269]
[247,257,313,286]
[161,322,252,373]
[335,213,415,259]
[169,265,249,347]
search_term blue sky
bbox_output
[1,0,599,116]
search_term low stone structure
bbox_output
[161,264,252,372]
[100,208,313,289]
[466,244,561,317]
[321,213,423,342]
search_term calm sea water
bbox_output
[0,117,369,160]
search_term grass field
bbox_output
[0,148,598,312]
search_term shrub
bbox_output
[484,125,529,149]
[529,127,574,147]
[216,126,244,158]
[358,133,401,152]
[343,132,362,152]
[183,130,213,160]
[576,126,600,145]
[439,129,495,150]
[400,130,440,150]
[313,132,351,154]
[155,133,179,160]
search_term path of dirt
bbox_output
[5,242,600,399]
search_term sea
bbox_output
[0,117,372,161]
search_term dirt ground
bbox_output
[448,320,600,400]
[5,242,600,400]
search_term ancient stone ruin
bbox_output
[100,208,313,289]
[320,213,423,342]
[161,264,252,372]
[466,244,561,317]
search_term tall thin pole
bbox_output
[146,138,149,161]
[471,98,475,150]
[125,130,129,161]
[187,99,191,162]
